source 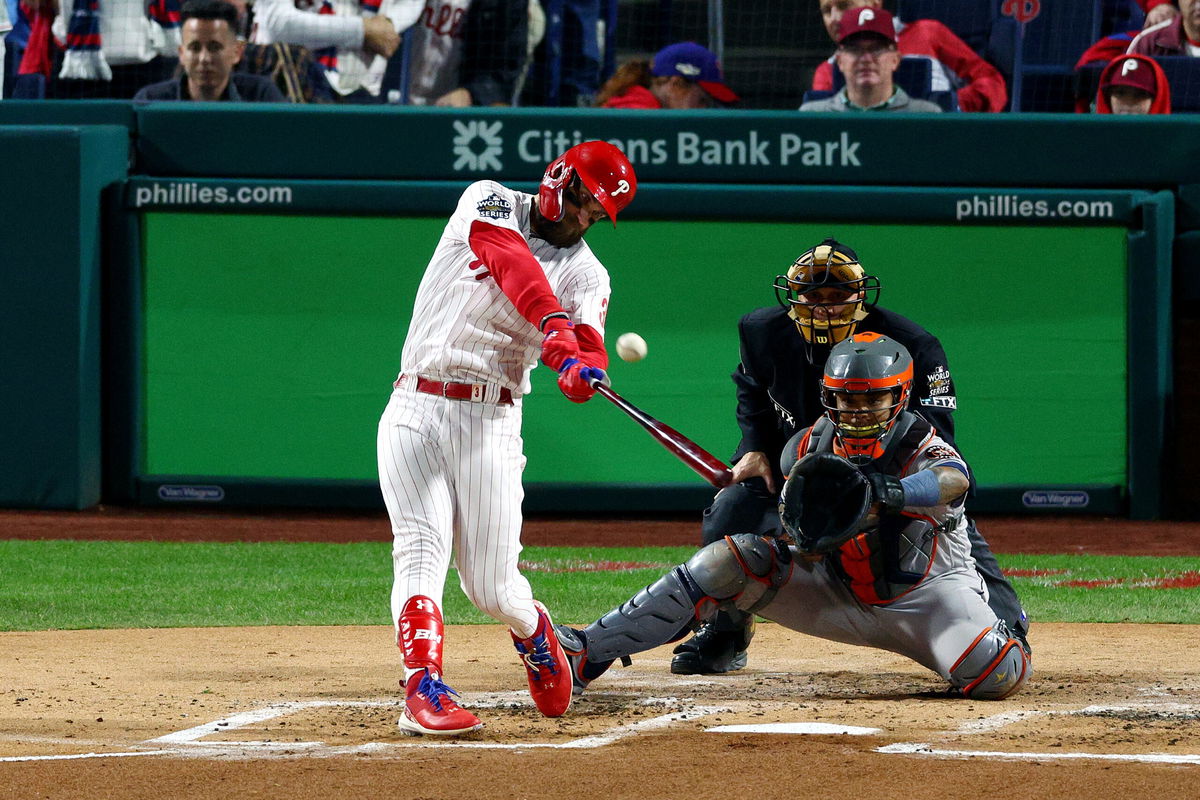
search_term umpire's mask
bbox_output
[772,238,880,346]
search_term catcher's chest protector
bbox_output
[805,413,942,604]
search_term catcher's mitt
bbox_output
[778,452,872,554]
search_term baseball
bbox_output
[616,332,648,362]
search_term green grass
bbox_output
[0,541,1197,631]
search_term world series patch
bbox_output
[476,192,512,219]
[926,365,952,395]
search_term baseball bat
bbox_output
[591,382,733,489]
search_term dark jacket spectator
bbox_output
[135,70,285,100]
[135,0,286,102]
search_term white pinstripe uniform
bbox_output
[378,179,610,640]
[405,0,471,105]
[252,0,423,96]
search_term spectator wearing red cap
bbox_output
[801,6,941,112]
[812,0,1007,112]
[1094,54,1172,113]
[595,41,740,108]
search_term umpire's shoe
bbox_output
[555,625,614,695]
[511,602,573,717]
[670,620,751,675]
[398,669,484,736]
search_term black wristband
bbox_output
[539,312,570,332]
[867,472,905,515]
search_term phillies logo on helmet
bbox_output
[611,179,632,197]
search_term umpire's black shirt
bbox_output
[732,305,958,480]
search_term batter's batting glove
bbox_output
[540,315,580,373]
[557,358,606,403]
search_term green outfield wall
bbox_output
[140,211,1128,492]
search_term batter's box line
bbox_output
[952,701,1200,735]
[144,698,731,755]
[877,742,1200,766]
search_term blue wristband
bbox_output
[899,469,941,507]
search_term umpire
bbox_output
[671,237,1030,674]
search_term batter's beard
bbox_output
[530,202,586,248]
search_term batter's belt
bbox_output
[396,373,514,405]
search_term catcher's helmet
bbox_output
[772,238,880,346]
[538,141,637,226]
[820,332,913,464]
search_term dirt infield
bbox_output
[3,506,1200,555]
[2,623,1199,799]
[2,507,1199,798]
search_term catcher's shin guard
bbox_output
[581,566,703,662]
[949,622,1031,700]
[399,595,444,673]
[583,535,791,665]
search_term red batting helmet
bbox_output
[538,141,637,226]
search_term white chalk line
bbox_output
[0,750,177,763]
[140,695,731,758]
[953,702,1200,734]
[708,722,882,735]
[877,743,1200,766]
[881,700,1200,766]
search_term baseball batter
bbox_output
[378,141,637,736]
[557,334,1030,702]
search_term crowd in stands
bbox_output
[0,0,1195,114]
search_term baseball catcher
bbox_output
[673,237,1028,676]
[556,333,1030,702]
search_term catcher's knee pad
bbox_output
[687,533,793,616]
[700,481,782,546]
[949,623,1031,700]
[582,567,700,663]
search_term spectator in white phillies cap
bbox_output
[596,40,739,109]
[800,6,941,112]
[1094,54,1172,114]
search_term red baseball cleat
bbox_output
[397,669,483,736]
[511,602,572,717]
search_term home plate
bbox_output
[706,722,881,735]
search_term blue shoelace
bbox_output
[415,671,462,712]
[516,633,560,678]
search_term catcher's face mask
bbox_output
[820,332,913,464]
[772,238,880,346]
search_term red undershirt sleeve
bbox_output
[469,220,565,330]
[574,323,608,369]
